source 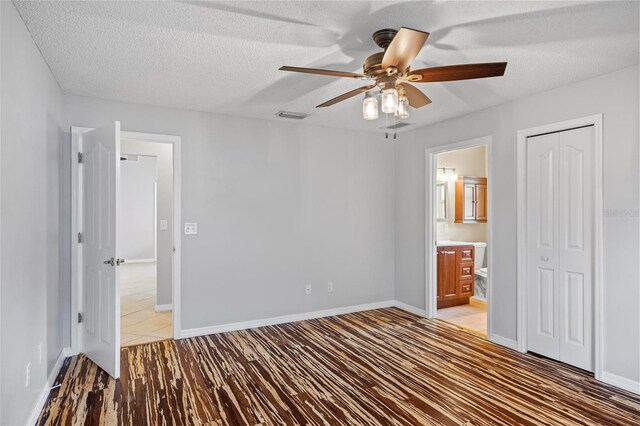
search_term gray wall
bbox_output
[0,3,64,425]
[395,65,639,384]
[120,139,173,306]
[63,96,396,330]
[119,155,157,260]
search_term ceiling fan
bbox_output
[279,27,507,121]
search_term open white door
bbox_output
[81,122,121,378]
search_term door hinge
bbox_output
[78,313,83,323]
[78,152,83,164]
[78,232,83,243]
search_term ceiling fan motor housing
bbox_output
[366,29,403,82]
[363,52,386,78]
[372,28,398,49]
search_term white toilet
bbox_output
[473,242,487,301]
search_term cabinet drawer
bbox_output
[459,264,474,280]
[459,247,474,262]
[460,280,474,296]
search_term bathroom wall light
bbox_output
[438,167,457,182]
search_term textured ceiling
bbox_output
[14,0,640,133]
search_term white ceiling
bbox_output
[14,0,640,133]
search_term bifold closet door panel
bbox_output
[557,126,594,372]
[527,132,561,361]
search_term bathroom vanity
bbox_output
[436,243,475,309]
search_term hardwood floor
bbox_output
[38,308,640,425]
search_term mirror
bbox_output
[436,181,448,222]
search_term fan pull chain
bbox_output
[385,109,388,139]
[393,114,397,140]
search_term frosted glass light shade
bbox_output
[362,94,378,120]
[381,88,398,113]
[395,95,409,119]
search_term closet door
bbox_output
[557,126,594,371]
[526,126,594,372]
[526,132,560,361]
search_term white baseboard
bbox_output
[601,371,640,395]
[393,300,427,317]
[27,347,72,426]
[489,334,519,351]
[155,304,173,312]
[124,258,156,264]
[179,300,395,339]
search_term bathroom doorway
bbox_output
[425,136,492,338]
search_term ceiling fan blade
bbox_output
[408,62,507,82]
[398,83,432,108]
[316,84,377,108]
[381,27,429,72]
[279,66,366,79]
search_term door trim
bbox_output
[424,135,494,338]
[516,114,603,380]
[70,128,182,354]
[70,126,93,355]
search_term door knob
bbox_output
[103,257,115,266]
[116,258,125,266]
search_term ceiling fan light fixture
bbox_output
[395,95,409,119]
[362,92,379,120]
[279,26,507,132]
[381,88,398,114]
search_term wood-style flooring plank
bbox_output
[37,308,640,425]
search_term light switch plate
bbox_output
[184,223,198,235]
[160,219,168,231]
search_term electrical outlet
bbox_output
[305,284,311,295]
[327,282,333,292]
[160,219,168,231]
[38,342,42,364]
[25,363,31,387]
[184,222,198,235]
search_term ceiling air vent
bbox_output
[275,111,308,120]
[381,122,413,130]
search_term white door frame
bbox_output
[70,126,92,355]
[516,114,603,380]
[70,128,182,354]
[424,135,494,338]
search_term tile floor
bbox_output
[120,262,172,347]
[437,301,487,336]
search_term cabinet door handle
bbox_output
[541,256,549,262]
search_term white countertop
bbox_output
[436,240,475,247]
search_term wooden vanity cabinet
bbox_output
[437,245,475,309]
[455,177,487,223]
